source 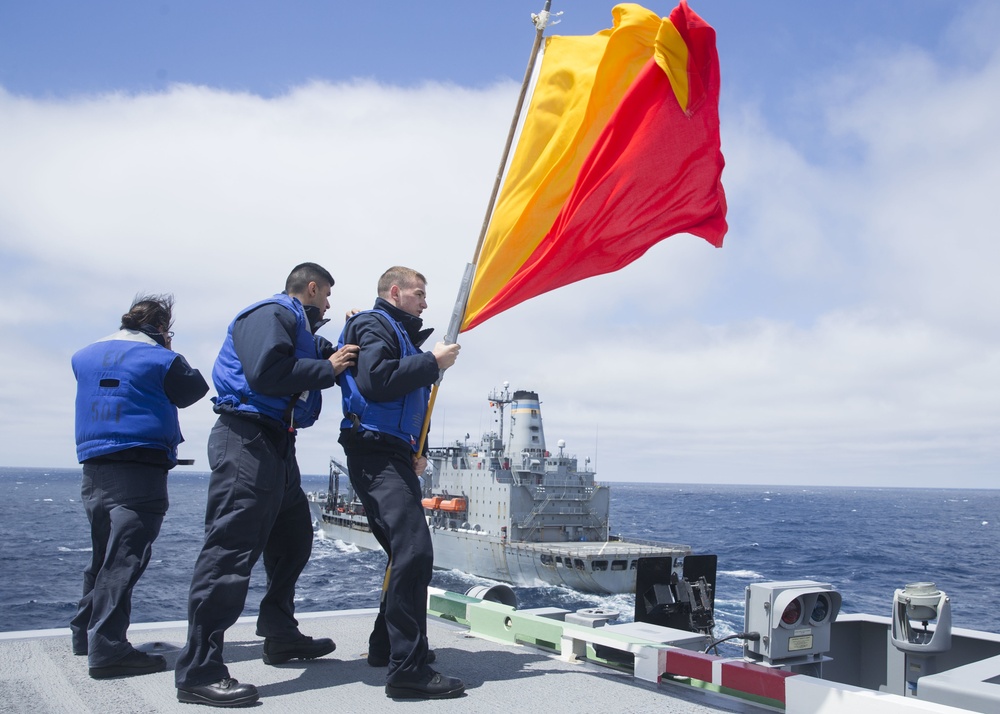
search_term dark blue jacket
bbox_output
[337,298,439,452]
[212,293,336,430]
[73,330,208,464]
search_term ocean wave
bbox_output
[719,569,763,579]
[312,532,363,553]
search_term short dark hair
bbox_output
[285,262,335,294]
[377,266,426,297]
[121,294,174,333]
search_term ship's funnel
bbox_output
[507,390,545,461]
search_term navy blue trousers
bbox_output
[175,414,313,688]
[69,461,168,667]
[342,430,434,684]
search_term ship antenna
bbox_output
[488,382,512,449]
[498,398,505,446]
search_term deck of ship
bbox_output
[512,538,691,558]
[0,606,764,713]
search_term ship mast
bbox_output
[487,382,513,452]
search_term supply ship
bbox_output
[308,384,690,594]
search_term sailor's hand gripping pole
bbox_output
[416,262,476,456]
[415,1,554,458]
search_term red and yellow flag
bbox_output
[462,2,727,331]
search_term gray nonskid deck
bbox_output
[0,610,764,713]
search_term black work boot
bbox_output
[385,670,465,699]
[262,633,335,665]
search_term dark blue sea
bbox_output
[2,467,998,650]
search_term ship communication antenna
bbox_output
[487,383,513,447]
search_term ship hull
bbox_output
[309,500,688,595]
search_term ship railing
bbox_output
[520,498,604,513]
[530,540,691,558]
[529,493,594,501]
[517,492,555,537]
[549,506,588,514]
[522,487,597,500]
[607,535,692,550]
[516,512,607,530]
[538,477,596,489]
[319,513,371,531]
[521,489,552,528]
[513,540,690,558]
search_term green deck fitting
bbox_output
[466,600,564,651]
[464,602,674,668]
[428,591,478,624]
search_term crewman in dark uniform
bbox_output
[337,266,464,699]
[70,294,209,679]
[174,263,358,707]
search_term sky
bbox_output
[1,1,998,488]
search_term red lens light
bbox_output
[781,598,802,625]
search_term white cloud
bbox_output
[2,17,999,487]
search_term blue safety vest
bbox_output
[212,294,323,430]
[338,309,430,452]
[72,330,182,463]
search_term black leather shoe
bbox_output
[89,649,166,679]
[385,670,465,699]
[367,648,436,667]
[262,634,335,665]
[177,678,259,707]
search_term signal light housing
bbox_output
[744,580,842,666]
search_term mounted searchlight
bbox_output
[891,582,952,653]
[890,582,952,696]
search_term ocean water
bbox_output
[2,467,998,648]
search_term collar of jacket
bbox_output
[373,297,434,348]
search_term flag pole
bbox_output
[469,0,555,267]
[416,1,555,456]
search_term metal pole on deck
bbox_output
[416,1,555,456]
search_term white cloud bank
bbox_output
[1,19,998,488]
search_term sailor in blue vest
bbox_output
[337,266,464,699]
[70,295,209,679]
[175,263,359,708]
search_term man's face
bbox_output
[301,281,332,319]
[393,280,427,317]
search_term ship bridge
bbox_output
[425,386,609,545]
